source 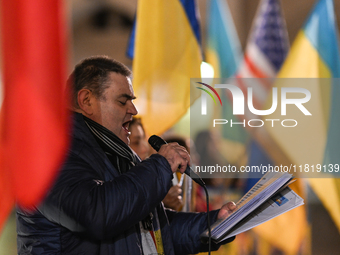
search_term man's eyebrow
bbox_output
[118,93,137,100]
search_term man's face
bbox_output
[90,72,138,144]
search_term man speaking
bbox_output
[16,56,235,254]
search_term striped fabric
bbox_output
[235,0,289,120]
[84,116,138,170]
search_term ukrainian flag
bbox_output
[205,0,248,144]
[266,0,340,233]
[132,0,202,136]
[205,0,242,79]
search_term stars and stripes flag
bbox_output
[235,0,289,119]
[236,0,309,254]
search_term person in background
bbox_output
[163,135,199,212]
[16,56,236,255]
[128,117,150,160]
[129,117,184,211]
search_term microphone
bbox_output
[148,135,206,187]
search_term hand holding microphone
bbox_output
[160,144,190,174]
[148,135,205,187]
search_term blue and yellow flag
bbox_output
[267,0,340,234]
[131,0,202,136]
[205,0,248,144]
[205,0,241,79]
[234,1,308,254]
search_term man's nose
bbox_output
[128,102,138,115]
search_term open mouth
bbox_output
[122,121,131,135]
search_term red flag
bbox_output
[0,0,70,230]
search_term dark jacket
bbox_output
[17,113,227,254]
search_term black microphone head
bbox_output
[148,135,167,152]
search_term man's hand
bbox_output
[157,143,190,173]
[217,202,237,220]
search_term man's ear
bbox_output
[77,89,94,115]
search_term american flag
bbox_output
[235,0,289,116]
[235,1,308,254]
